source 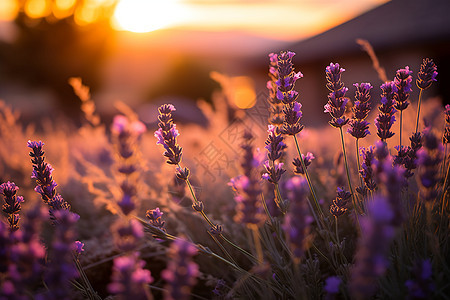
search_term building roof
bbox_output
[288,0,450,63]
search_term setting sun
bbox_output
[112,0,182,33]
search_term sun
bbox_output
[112,0,181,33]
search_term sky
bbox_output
[0,0,389,41]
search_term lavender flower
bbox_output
[229,132,264,226]
[330,187,351,218]
[416,58,438,90]
[146,207,166,232]
[348,83,373,139]
[43,209,80,300]
[324,276,341,299]
[108,252,153,300]
[162,238,199,300]
[1,181,24,231]
[405,259,435,299]
[267,53,284,127]
[265,125,286,161]
[112,219,144,252]
[111,115,146,216]
[283,177,312,262]
[275,51,304,135]
[74,241,84,255]
[292,152,315,175]
[374,82,397,141]
[394,66,413,111]
[350,195,396,299]
[416,129,443,202]
[262,161,286,184]
[155,104,182,165]
[324,63,350,128]
[0,205,46,298]
[359,146,377,192]
[27,140,71,219]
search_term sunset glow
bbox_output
[112,0,184,33]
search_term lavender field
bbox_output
[0,48,449,300]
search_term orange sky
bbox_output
[0,0,389,41]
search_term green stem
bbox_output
[415,89,424,134]
[335,216,340,245]
[292,135,324,226]
[339,127,362,232]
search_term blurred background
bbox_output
[0,0,449,126]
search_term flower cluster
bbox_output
[348,83,373,139]
[350,195,396,299]
[405,259,435,299]
[330,187,351,218]
[374,82,397,141]
[283,177,312,261]
[1,181,24,231]
[162,238,199,300]
[155,104,182,165]
[292,152,315,175]
[275,51,304,135]
[263,125,286,184]
[0,205,46,298]
[44,209,80,300]
[229,132,264,226]
[108,252,153,300]
[416,58,438,90]
[267,53,284,127]
[27,140,71,219]
[359,146,377,192]
[324,63,350,128]
[393,66,413,112]
[146,207,166,232]
[111,115,146,216]
[112,218,144,252]
[416,129,443,202]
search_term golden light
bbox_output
[112,0,183,33]
[25,0,51,19]
[0,0,19,21]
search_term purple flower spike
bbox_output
[394,66,413,111]
[28,140,71,220]
[146,207,166,232]
[416,58,438,90]
[293,152,315,175]
[1,181,23,231]
[274,51,305,135]
[324,63,350,128]
[108,252,153,300]
[265,125,286,161]
[349,83,373,139]
[359,146,377,191]
[44,209,80,300]
[112,219,144,252]
[283,177,312,262]
[417,129,443,202]
[330,187,351,218]
[405,259,435,299]
[324,276,342,296]
[230,132,265,226]
[155,104,183,165]
[262,160,286,184]
[375,82,397,141]
[162,238,199,300]
[350,195,396,299]
[74,241,84,255]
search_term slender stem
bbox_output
[335,216,340,245]
[292,135,324,224]
[339,127,362,232]
[250,224,264,264]
[178,164,259,263]
[415,89,424,134]
[260,192,274,225]
[356,138,364,189]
